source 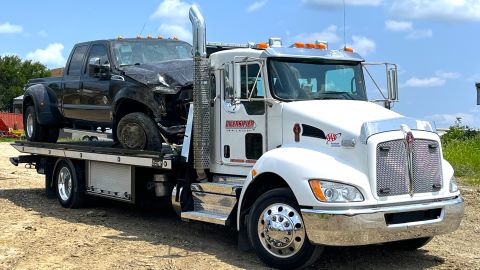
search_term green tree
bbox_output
[0,55,51,112]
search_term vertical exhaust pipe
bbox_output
[189,5,210,170]
[476,82,480,105]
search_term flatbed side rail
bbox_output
[11,142,173,170]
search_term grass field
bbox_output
[443,135,480,185]
[0,138,16,142]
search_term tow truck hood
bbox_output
[282,100,402,138]
[121,58,193,94]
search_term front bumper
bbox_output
[301,196,464,246]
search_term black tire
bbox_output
[384,237,433,251]
[247,188,323,269]
[54,159,85,208]
[24,105,59,143]
[117,112,162,151]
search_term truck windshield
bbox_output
[268,59,367,101]
[112,40,192,67]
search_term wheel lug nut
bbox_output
[284,222,289,227]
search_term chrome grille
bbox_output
[376,140,409,196]
[412,140,442,193]
[376,139,442,197]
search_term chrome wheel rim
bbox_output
[120,123,146,149]
[257,203,306,258]
[57,167,72,201]
[26,113,34,137]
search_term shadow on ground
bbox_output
[0,188,445,269]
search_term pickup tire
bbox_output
[117,112,162,151]
[54,159,85,208]
[247,188,323,269]
[384,237,433,251]
[24,105,59,143]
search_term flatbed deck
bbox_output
[11,141,177,169]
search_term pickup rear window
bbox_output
[68,45,88,76]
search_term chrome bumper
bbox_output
[301,196,464,246]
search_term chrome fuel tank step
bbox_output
[180,177,245,225]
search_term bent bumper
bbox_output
[301,196,464,246]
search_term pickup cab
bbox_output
[23,38,193,150]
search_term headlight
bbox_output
[449,176,459,193]
[309,179,364,203]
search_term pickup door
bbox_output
[62,45,88,120]
[80,42,112,124]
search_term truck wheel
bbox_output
[117,112,162,151]
[24,105,59,143]
[54,159,85,208]
[247,188,323,269]
[384,237,433,251]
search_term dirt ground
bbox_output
[0,142,479,270]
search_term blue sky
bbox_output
[1,0,479,128]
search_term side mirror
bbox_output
[88,57,110,79]
[387,67,398,101]
[476,82,480,105]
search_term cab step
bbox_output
[180,177,245,225]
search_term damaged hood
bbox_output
[121,58,193,93]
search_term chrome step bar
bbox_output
[180,177,245,225]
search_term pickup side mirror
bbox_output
[476,82,480,105]
[387,67,398,101]
[88,57,110,79]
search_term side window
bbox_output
[224,64,234,100]
[86,44,110,77]
[67,45,88,76]
[240,63,264,99]
[240,63,265,115]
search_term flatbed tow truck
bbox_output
[9,6,464,269]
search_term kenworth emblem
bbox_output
[401,124,415,197]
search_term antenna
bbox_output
[139,21,147,37]
[343,0,346,49]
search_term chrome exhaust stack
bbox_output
[189,5,210,170]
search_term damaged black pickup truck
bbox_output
[23,38,193,150]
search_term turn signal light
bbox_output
[309,180,327,202]
[147,35,152,39]
[343,47,354,52]
[172,36,179,40]
[306,43,315,49]
[157,35,163,39]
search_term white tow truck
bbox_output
[10,6,464,269]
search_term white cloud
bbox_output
[349,35,376,56]
[150,0,192,41]
[247,0,268,12]
[425,112,475,128]
[26,43,65,67]
[293,25,340,44]
[0,22,23,34]
[436,71,461,79]
[402,77,445,88]
[385,20,412,32]
[158,24,191,41]
[303,0,382,8]
[390,0,480,22]
[38,30,48,38]
[406,29,433,39]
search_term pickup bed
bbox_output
[23,38,194,151]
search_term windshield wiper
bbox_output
[314,92,356,100]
